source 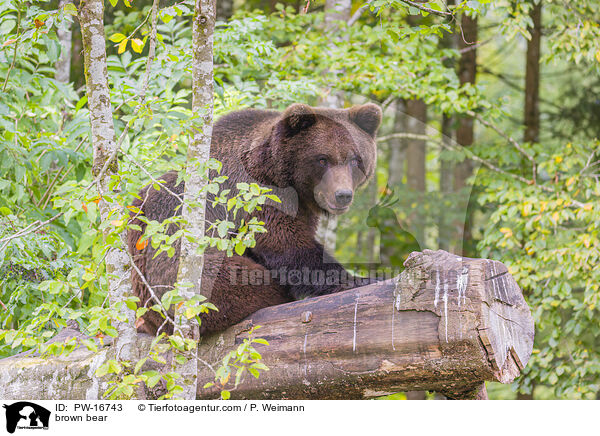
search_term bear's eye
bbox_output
[318,157,328,167]
[349,157,360,167]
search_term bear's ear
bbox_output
[349,103,382,137]
[280,103,317,136]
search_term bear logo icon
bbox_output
[3,402,50,433]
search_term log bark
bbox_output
[0,250,534,400]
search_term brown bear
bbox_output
[127,103,382,335]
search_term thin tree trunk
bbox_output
[79,0,137,362]
[438,1,456,252]
[439,114,453,251]
[316,0,352,252]
[321,0,351,108]
[388,99,406,188]
[377,99,407,267]
[216,0,233,21]
[366,178,378,264]
[70,17,84,90]
[452,14,478,255]
[173,0,216,400]
[524,3,541,145]
[56,0,72,83]
[518,1,542,401]
[405,98,427,244]
[402,97,427,400]
[405,11,428,250]
[324,0,351,27]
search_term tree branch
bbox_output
[399,0,452,18]
[347,2,371,26]
[467,109,538,183]
[379,131,586,207]
[1,7,20,92]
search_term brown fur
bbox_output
[127,103,382,335]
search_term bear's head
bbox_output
[272,103,382,216]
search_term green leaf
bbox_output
[234,241,246,256]
[131,38,143,53]
[63,3,78,14]
[0,20,16,35]
[83,339,98,352]
[95,363,109,378]
[75,95,87,112]
[134,357,148,374]
[118,39,128,54]
[144,371,161,388]
[251,362,269,370]
[253,338,269,345]
[109,33,126,43]
[217,221,231,238]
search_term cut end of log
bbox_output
[480,259,535,383]
[399,249,535,385]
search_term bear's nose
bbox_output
[335,189,353,207]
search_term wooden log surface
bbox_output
[0,250,534,400]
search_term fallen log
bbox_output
[0,250,534,400]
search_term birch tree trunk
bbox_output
[216,0,233,21]
[56,0,72,83]
[79,0,138,365]
[173,0,216,400]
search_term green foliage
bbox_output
[203,326,270,399]
[476,141,599,398]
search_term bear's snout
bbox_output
[334,189,353,207]
[313,164,356,215]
